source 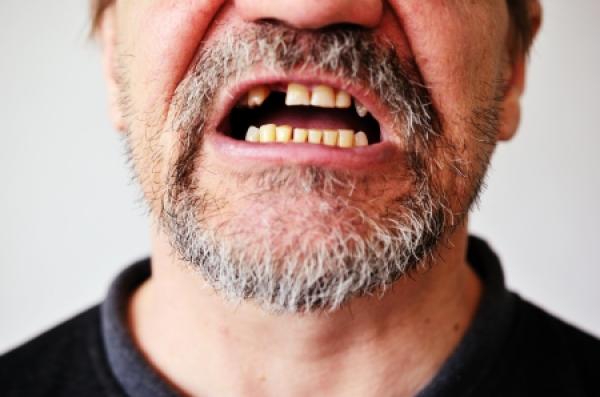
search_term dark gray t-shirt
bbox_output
[2,236,599,396]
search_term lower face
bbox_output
[116,2,509,312]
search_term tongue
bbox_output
[253,105,373,132]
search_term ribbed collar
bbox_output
[101,236,515,397]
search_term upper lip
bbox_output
[210,68,393,142]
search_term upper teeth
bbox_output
[238,83,370,118]
[285,83,311,106]
[354,100,368,118]
[247,86,270,108]
[310,85,336,108]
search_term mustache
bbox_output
[169,22,440,191]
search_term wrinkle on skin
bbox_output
[99,0,530,395]
[115,0,225,122]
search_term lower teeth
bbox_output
[245,125,369,148]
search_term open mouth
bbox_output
[219,82,382,149]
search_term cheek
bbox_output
[117,0,225,122]
[116,0,226,208]
[389,0,509,122]
[388,1,509,208]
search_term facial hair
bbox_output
[125,23,500,313]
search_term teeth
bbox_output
[322,129,338,146]
[293,128,308,143]
[354,100,369,118]
[276,125,293,143]
[310,85,336,108]
[338,129,354,148]
[245,126,260,142]
[248,125,371,148]
[247,85,270,108]
[241,84,375,147]
[354,131,369,147]
[285,83,310,106]
[335,90,352,108]
[259,124,277,143]
[243,83,367,115]
[308,129,323,144]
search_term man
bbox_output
[1,0,599,396]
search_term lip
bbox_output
[208,133,400,171]
[205,68,399,170]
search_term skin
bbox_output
[98,1,541,396]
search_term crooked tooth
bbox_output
[247,86,270,108]
[293,128,308,143]
[322,129,338,146]
[308,129,323,144]
[311,85,336,108]
[335,91,352,109]
[245,126,260,142]
[276,125,293,143]
[354,131,369,147]
[338,129,354,148]
[285,83,310,106]
[259,124,276,143]
[354,100,369,118]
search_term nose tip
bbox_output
[234,0,384,30]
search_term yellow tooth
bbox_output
[308,129,323,144]
[285,83,310,106]
[259,124,277,143]
[247,86,270,108]
[355,131,369,147]
[322,129,338,146]
[293,128,308,143]
[245,126,260,142]
[310,85,336,108]
[335,91,352,108]
[276,125,293,143]
[338,129,354,148]
[355,100,369,118]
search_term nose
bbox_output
[234,0,384,30]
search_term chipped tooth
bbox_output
[285,83,310,106]
[355,100,369,118]
[259,124,276,143]
[354,131,369,147]
[292,128,308,143]
[247,86,270,108]
[245,126,260,142]
[338,129,354,148]
[335,90,352,108]
[276,125,293,143]
[308,129,323,144]
[311,85,336,108]
[322,129,338,146]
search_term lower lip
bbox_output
[208,133,400,170]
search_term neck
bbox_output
[129,223,481,397]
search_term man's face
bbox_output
[106,1,516,311]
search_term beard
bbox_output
[124,23,500,313]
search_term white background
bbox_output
[1,1,599,353]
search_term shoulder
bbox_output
[496,295,600,397]
[0,306,125,397]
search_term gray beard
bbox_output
[162,166,446,313]
[126,23,499,313]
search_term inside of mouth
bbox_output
[224,92,381,144]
